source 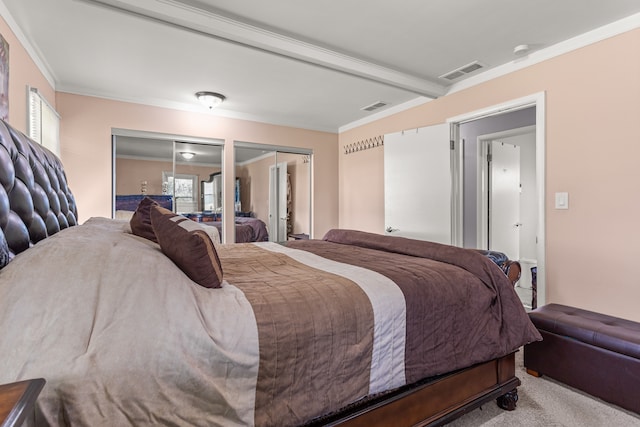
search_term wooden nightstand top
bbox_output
[0,379,45,427]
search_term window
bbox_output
[28,87,60,155]
[162,172,198,214]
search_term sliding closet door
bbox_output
[112,131,222,220]
[384,124,451,244]
[235,144,311,243]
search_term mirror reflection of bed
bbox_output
[179,171,268,243]
[113,133,311,243]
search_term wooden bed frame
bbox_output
[313,352,519,427]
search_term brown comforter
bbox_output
[289,229,540,382]
[0,220,540,427]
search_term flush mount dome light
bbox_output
[513,44,530,56]
[180,152,195,160]
[196,91,226,109]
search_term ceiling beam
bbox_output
[78,0,447,98]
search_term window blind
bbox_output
[28,87,60,156]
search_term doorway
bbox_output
[448,92,546,308]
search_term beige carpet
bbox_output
[447,350,640,426]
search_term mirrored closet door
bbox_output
[112,131,223,227]
[235,143,311,243]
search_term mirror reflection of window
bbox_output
[202,177,215,211]
[161,172,198,214]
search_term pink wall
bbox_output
[56,93,338,238]
[339,29,640,321]
[0,15,55,132]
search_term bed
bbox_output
[0,119,541,426]
[117,202,270,243]
[183,213,269,243]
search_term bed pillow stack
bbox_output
[149,205,224,289]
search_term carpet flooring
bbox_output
[446,350,640,426]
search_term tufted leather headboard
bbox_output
[0,118,77,265]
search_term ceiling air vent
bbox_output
[439,61,485,81]
[440,70,465,81]
[361,101,388,112]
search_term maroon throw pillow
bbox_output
[129,197,159,243]
[150,205,224,289]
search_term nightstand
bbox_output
[0,379,45,427]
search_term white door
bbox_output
[268,162,288,242]
[489,141,520,260]
[384,124,451,244]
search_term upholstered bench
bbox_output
[524,304,640,414]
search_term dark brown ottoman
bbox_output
[524,303,640,415]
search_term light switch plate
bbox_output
[555,192,569,209]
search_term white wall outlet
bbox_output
[555,192,569,209]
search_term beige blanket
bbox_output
[1,218,259,426]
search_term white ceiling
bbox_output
[3,0,640,132]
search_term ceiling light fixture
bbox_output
[196,91,226,109]
[180,152,195,160]
[513,44,530,56]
